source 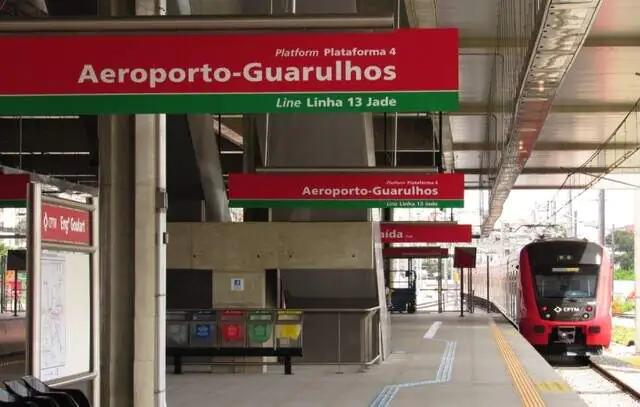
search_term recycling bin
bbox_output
[275,310,303,349]
[166,311,189,347]
[218,309,246,348]
[189,310,217,347]
[248,310,275,347]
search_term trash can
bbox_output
[218,310,246,348]
[275,310,303,348]
[248,310,275,347]
[189,310,217,347]
[167,311,189,347]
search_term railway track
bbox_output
[0,351,24,368]
[550,356,640,407]
[587,358,640,404]
[474,298,640,406]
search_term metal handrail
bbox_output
[299,306,381,313]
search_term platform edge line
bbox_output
[490,321,546,407]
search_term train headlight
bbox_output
[541,306,548,312]
[582,313,590,319]
[585,305,593,312]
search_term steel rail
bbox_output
[587,359,640,402]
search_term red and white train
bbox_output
[473,238,612,356]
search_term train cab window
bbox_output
[534,266,598,299]
[527,241,602,300]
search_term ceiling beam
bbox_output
[460,166,640,175]
[460,35,640,49]
[212,116,243,147]
[450,102,636,115]
[465,185,589,190]
[0,154,96,175]
[217,102,637,118]
[454,142,639,152]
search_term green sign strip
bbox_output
[229,199,465,209]
[0,199,26,208]
[0,91,458,115]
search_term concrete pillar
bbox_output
[133,114,163,407]
[99,115,135,407]
[187,116,231,222]
[99,0,165,406]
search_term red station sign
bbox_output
[380,222,472,244]
[41,203,91,245]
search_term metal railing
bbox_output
[294,306,381,373]
[167,306,382,373]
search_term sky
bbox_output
[455,188,637,240]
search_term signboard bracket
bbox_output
[156,188,168,212]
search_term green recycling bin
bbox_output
[248,310,275,346]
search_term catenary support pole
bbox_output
[598,189,605,246]
[459,268,464,318]
[486,254,490,312]
[634,189,640,354]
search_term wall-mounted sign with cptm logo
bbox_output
[41,203,91,245]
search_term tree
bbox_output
[606,228,634,270]
[0,241,6,257]
[614,268,634,281]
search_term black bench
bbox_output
[0,376,92,407]
[21,376,91,407]
[166,347,303,375]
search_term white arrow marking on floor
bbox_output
[423,321,443,339]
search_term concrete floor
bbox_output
[166,312,588,407]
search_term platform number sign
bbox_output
[231,277,245,292]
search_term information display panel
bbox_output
[27,182,98,388]
[39,251,91,381]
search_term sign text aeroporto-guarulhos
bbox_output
[77,60,397,89]
[301,186,439,198]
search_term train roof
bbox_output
[524,237,602,249]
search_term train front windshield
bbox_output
[527,241,602,300]
[534,266,598,299]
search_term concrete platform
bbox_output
[167,312,588,407]
[0,315,25,356]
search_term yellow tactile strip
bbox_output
[535,381,572,392]
[490,321,546,407]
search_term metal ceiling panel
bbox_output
[538,113,628,142]
[589,0,640,36]
[450,116,488,143]
[453,151,484,168]
[525,149,593,167]
[435,0,500,38]
[459,54,493,103]
[556,47,640,103]
[515,173,577,186]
